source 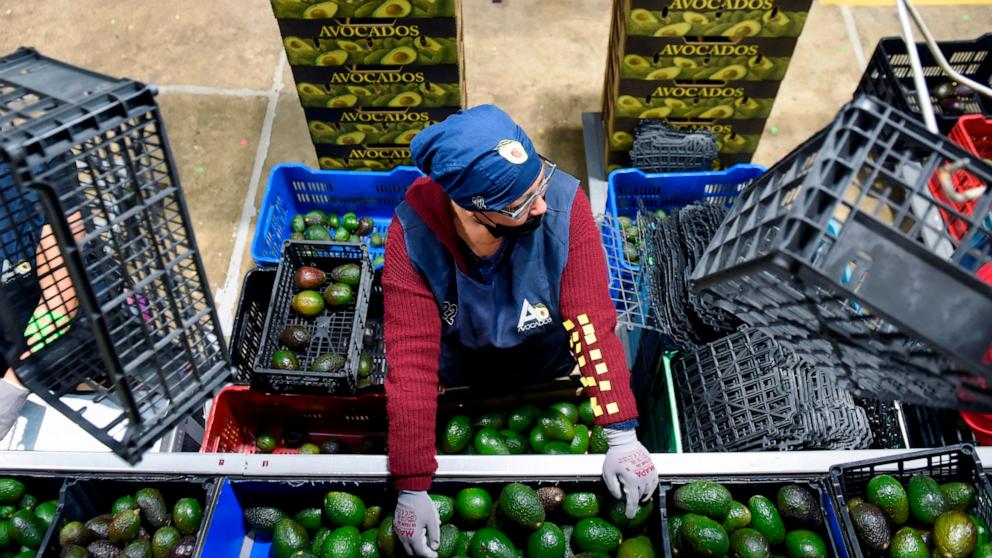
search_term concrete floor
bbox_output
[2,0,989,336]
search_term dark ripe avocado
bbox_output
[60,521,92,547]
[304,210,327,227]
[321,439,350,454]
[282,426,308,446]
[356,217,375,237]
[311,353,346,373]
[850,501,892,553]
[136,488,170,529]
[292,290,326,317]
[86,513,114,539]
[294,266,327,290]
[272,349,299,371]
[173,498,203,536]
[537,487,565,513]
[88,540,124,558]
[498,483,545,530]
[934,81,957,100]
[331,264,362,287]
[323,283,354,307]
[279,325,312,351]
[934,510,977,558]
[776,484,822,528]
[168,535,196,558]
[123,539,153,558]
[342,212,360,232]
[109,508,143,545]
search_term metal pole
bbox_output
[896,0,938,133]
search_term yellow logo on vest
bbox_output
[517,298,552,332]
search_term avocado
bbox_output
[469,527,517,558]
[699,105,735,119]
[976,544,992,558]
[622,55,651,78]
[323,283,353,307]
[61,544,90,558]
[941,483,975,512]
[171,535,196,558]
[88,540,125,558]
[674,481,733,521]
[522,522,563,558]
[111,495,139,515]
[748,495,784,545]
[16,493,36,511]
[543,441,571,455]
[455,488,493,526]
[309,352,345,372]
[33,500,57,528]
[372,255,385,267]
[373,0,412,17]
[638,107,672,119]
[498,483,545,530]
[500,430,527,455]
[615,95,645,116]
[303,2,339,18]
[679,514,729,558]
[783,530,826,558]
[325,492,366,528]
[110,508,143,545]
[654,23,691,37]
[9,510,43,550]
[431,495,455,523]
[589,427,608,454]
[85,513,113,540]
[668,514,684,556]
[537,488,565,514]
[336,131,366,145]
[671,57,698,69]
[729,528,769,558]
[152,526,181,558]
[628,8,661,34]
[866,475,909,525]
[336,40,365,53]
[370,232,385,247]
[124,539,153,558]
[777,484,822,528]
[722,501,751,533]
[284,36,318,65]
[244,506,287,536]
[419,81,446,99]
[256,432,277,453]
[387,92,423,107]
[850,501,892,553]
[279,325,312,351]
[645,67,681,80]
[617,536,654,558]
[563,493,600,520]
[891,526,928,558]
[325,526,361,558]
[331,264,362,287]
[577,401,595,426]
[605,498,654,532]
[762,9,791,35]
[59,521,91,547]
[303,209,326,226]
[456,529,476,556]
[610,131,634,151]
[316,50,349,66]
[382,46,417,65]
[435,524,459,558]
[304,225,332,241]
[272,349,300,371]
[0,505,14,519]
[539,410,575,442]
[909,475,948,525]
[474,427,510,456]
[442,415,473,454]
[327,94,359,108]
[273,518,310,558]
[711,64,748,81]
[333,226,351,241]
[395,129,420,145]
[934,511,977,558]
[568,425,589,454]
[723,20,761,37]
[377,516,399,558]
[573,518,621,554]
[320,158,347,170]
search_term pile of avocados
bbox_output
[290,210,386,267]
[438,401,610,456]
[284,36,459,67]
[607,127,757,155]
[613,213,667,267]
[255,426,385,455]
[612,95,774,122]
[271,0,458,19]
[0,477,58,558]
[309,120,432,146]
[56,487,204,558]
[626,9,808,38]
[297,81,461,109]
[668,481,829,558]
[250,482,658,558]
[845,473,992,558]
[620,54,790,82]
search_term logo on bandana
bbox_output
[495,139,528,165]
[472,196,487,210]
[517,298,552,332]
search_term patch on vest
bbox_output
[517,298,552,332]
[441,300,458,326]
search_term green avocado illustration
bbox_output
[723,20,761,38]
[319,157,347,170]
[654,22,691,37]
[628,8,661,34]
[610,131,634,150]
[284,36,317,65]
[711,64,747,81]
[638,107,672,119]
[327,94,359,108]
[699,105,734,119]
[387,91,423,107]
[316,50,349,66]
[309,120,337,143]
[762,9,791,36]
[646,66,681,80]
[382,46,417,65]
[615,95,645,117]
[395,129,420,145]
[374,0,413,18]
[336,131,366,145]
[302,2,339,18]
[622,54,651,78]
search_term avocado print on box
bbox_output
[627,7,809,38]
[622,52,790,81]
[296,81,460,108]
[308,120,431,145]
[271,0,457,19]
[283,35,459,66]
[613,91,774,120]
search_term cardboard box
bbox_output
[618,36,798,82]
[271,0,458,19]
[624,0,812,38]
[279,18,458,66]
[315,144,414,170]
[293,65,462,108]
[304,106,459,144]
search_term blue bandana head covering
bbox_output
[410,105,542,211]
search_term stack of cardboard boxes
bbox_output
[271,0,465,171]
[603,0,812,172]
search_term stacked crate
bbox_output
[603,0,812,172]
[270,0,465,171]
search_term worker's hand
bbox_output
[394,490,441,558]
[602,428,658,519]
[0,377,29,440]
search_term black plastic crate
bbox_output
[829,444,992,558]
[0,48,231,462]
[691,95,992,410]
[254,240,373,395]
[659,477,845,558]
[38,476,216,557]
[902,404,977,448]
[856,34,992,134]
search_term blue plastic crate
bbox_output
[251,163,424,268]
[604,164,766,274]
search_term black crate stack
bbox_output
[270,0,465,171]
[602,0,812,172]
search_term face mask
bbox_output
[477,212,545,238]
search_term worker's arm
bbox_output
[559,187,639,427]
[382,219,442,491]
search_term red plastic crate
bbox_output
[200,385,386,454]
[928,114,992,240]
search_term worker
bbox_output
[383,105,657,558]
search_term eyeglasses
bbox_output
[494,159,558,221]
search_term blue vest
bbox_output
[396,171,580,388]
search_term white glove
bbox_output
[0,378,28,440]
[602,428,658,519]
[394,490,441,558]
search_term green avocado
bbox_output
[316,50,349,66]
[442,415,472,454]
[387,91,423,107]
[572,518,621,554]
[934,510,977,558]
[563,493,600,520]
[498,483,545,530]
[723,20,761,37]
[909,475,947,525]
[866,475,909,525]
[374,0,413,18]
[673,481,733,521]
[783,530,826,558]
[891,526,928,558]
[327,94,359,108]
[474,427,511,456]
[382,46,417,65]
[336,131,366,145]
[528,523,566,558]
[941,482,975,512]
[303,2,339,18]
[679,514,729,558]
[729,528,769,558]
[469,527,517,558]
[311,353,346,373]
[748,495,784,545]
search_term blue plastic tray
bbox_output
[604,164,766,274]
[251,163,424,268]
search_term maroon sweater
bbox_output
[383,177,639,490]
